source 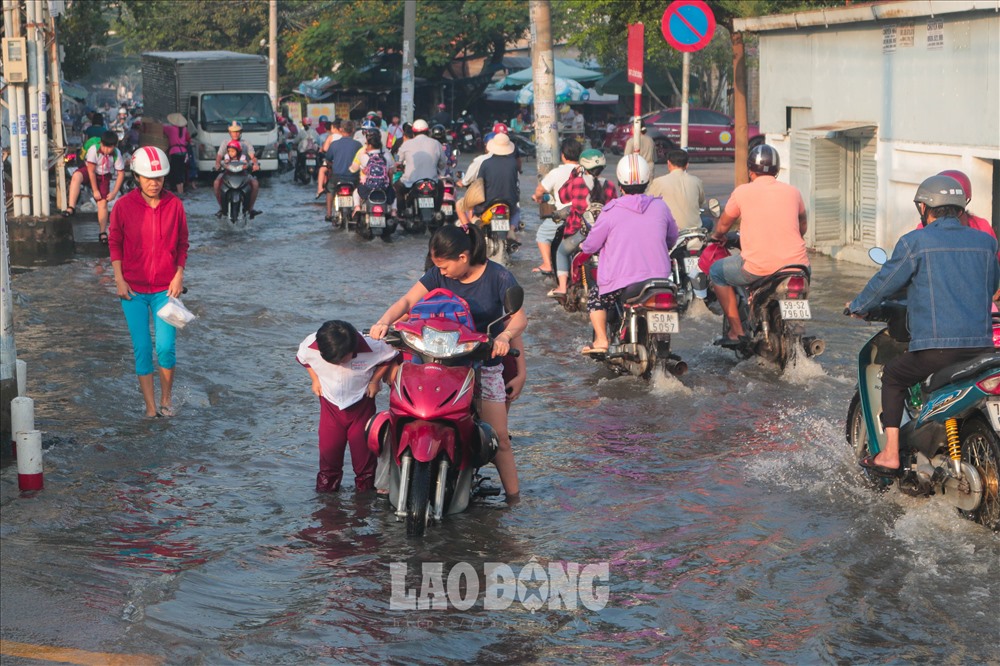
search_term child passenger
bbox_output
[222,140,249,168]
[297,320,397,493]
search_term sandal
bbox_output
[158,405,175,418]
[62,206,75,217]
[546,289,566,299]
[532,266,555,277]
[98,232,108,245]
[581,345,608,356]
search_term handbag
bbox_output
[697,241,731,275]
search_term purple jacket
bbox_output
[580,194,677,295]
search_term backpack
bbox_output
[364,149,390,190]
[407,288,476,331]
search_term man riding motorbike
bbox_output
[213,121,261,218]
[323,120,362,223]
[847,174,999,475]
[708,144,808,347]
[393,119,446,213]
[577,154,677,355]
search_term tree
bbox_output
[58,0,110,81]
[115,0,269,55]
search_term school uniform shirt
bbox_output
[85,144,124,176]
[296,333,397,409]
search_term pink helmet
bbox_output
[132,146,170,178]
[937,170,972,205]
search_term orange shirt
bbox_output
[724,176,808,276]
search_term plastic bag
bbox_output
[156,296,197,328]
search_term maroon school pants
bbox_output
[316,395,376,492]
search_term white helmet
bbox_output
[616,153,651,188]
[412,119,429,133]
[118,107,128,115]
[132,146,170,178]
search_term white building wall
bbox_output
[753,9,999,261]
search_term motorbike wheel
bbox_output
[294,166,309,185]
[644,336,672,380]
[959,417,1000,531]
[229,197,240,224]
[485,234,507,265]
[564,283,583,314]
[762,303,789,368]
[846,391,891,491]
[406,461,431,537]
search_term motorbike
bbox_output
[710,241,825,369]
[845,283,1000,531]
[365,286,525,537]
[509,132,536,159]
[587,277,688,379]
[669,199,723,313]
[220,162,252,224]
[476,199,516,265]
[356,188,396,242]
[456,115,481,153]
[547,204,603,314]
[294,147,320,184]
[400,178,439,234]
[277,141,291,173]
[332,181,356,230]
[435,176,458,230]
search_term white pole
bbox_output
[31,0,50,216]
[11,396,33,456]
[16,429,44,491]
[268,0,278,113]
[4,0,27,217]
[16,358,27,395]
[0,151,18,438]
[400,0,416,124]
[680,51,690,151]
[26,0,42,216]
[47,3,67,212]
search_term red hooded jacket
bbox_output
[108,189,189,293]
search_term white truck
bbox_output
[141,51,279,173]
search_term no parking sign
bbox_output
[661,0,716,53]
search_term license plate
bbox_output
[441,204,453,215]
[418,197,435,208]
[465,134,474,141]
[370,215,386,228]
[647,311,680,334]
[491,217,510,232]
[278,154,288,162]
[309,158,318,166]
[336,196,353,208]
[684,257,700,275]
[779,299,812,320]
[987,399,1000,431]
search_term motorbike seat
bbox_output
[621,278,675,305]
[924,352,1000,394]
[746,265,810,292]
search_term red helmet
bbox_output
[937,169,972,205]
[492,122,509,135]
[227,140,243,152]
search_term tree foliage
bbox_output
[114,0,269,55]
[58,0,110,81]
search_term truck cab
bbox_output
[189,91,278,173]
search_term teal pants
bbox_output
[120,290,176,375]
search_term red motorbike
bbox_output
[366,286,524,537]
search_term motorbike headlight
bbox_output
[401,326,480,358]
[261,142,278,159]
[198,142,216,160]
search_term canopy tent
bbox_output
[484,82,618,106]
[514,77,590,105]
[61,80,89,101]
[499,60,603,87]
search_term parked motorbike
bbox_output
[710,241,825,369]
[294,148,320,185]
[332,181,356,230]
[220,162,252,224]
[356,188,396,242]
[845,292,1000,531]
[365,286,525,537]
[587,277,688,379]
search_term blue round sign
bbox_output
[661,0,717,53]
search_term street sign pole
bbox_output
[627,23,644,152]
[680,51,690,149]
[661,0,716,153]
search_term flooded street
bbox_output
[2,161,998,665]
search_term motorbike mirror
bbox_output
[504,286,524,314]
[868,247,888,265]
[707,198,721,217]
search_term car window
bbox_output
[696,110,732,126]
[658,110,680,124]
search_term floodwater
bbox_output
[2,162,998,666]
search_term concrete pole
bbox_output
[400,0,416,123]
[0,161,19,446]
[47,1,67,212]
[25,0,42,216]
[680,51,690,150]
[4,0,29,217]
[30,0,50,217]
[732,30,749,187]
[268,0,278,113]
[529,0,558,176]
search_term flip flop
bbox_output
[546,289,567,299]
[532,267,555,277]
[62,206,75,217]
[581,345,608,356]
[98,232,109,245]
[158,405,175,418]
[859,454,901,477]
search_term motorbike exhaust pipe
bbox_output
[664,358,688,376]
[802,336,826,357]
[433,460,449,521]
[395,453,413,519]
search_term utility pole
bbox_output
[529,0,557,176]
[400,0,416,123]
[46,0,67,211]
[0,160,18,444]
[268,0,278,113]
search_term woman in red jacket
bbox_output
[108,147,190,418]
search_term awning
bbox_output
[800,121,876,138]
[61,80,89,101]
[500,60,603,87]
[297,76,335,100]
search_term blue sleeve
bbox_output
[849,235,918,314]
[419,266,441,292]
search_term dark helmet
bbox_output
[747,144,779,176]
[363,128,381,144]
[914,174,967,210]
[431,124,447,141]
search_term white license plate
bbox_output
[684,257,700,275]
[465,134,474,141]
[278,154,288,162]
[491,217,510,232]
[418,196,435,208]
[779,299,812,320]
[441,204,453,215]
[336,196,353,208]
[647,311,680,334]
[309,158,318,166]
[985,398,1000,432]
[370,215,386,228]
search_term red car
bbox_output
[603,108,763,162]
